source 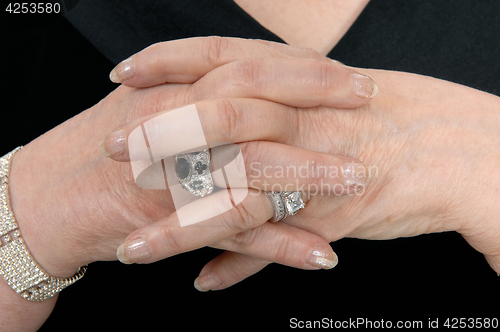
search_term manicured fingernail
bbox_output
[306,247,338,269]
[116,237,153,264]
[351,73,378,99]
[342,162,368,188]
[109,56,135,83]
[194,272,222,292]
[99,129,126,158]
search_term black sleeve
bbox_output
[64,0,284,64]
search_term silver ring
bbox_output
[265,191,306,222]
[266,191,286,222]
[175,149,214,197]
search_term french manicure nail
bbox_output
[116,237,153,264]
[99,129,126,158]
[194,272,222,292]
[342,162,368,188]
[109,56,135,83]
[306,247,338,269]
[351,73,379,99]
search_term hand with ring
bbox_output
[8,36,376,298]
[102,37,500,291]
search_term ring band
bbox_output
[266,191,286,222]
[266,191,306,222]
[175,149,214,197]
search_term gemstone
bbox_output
[284,192,305,215]
[175,158,191,179]
[190,180,204,190]
[194,161,207,175]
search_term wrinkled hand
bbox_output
[7,37,376,279]
[225,71,500,287]
[110,39,500,290]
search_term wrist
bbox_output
[7,145,91,277]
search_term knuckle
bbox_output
[157,226,183,255]
[136,86,191,117]
[274,235,294,264]
[202,36,230,68]
[239,141,266,178]
[296,46,324,60]
[301,108,347,151]
[220,195,258,232]
[230,227,261,248]
[228,58,266,91]
[215,98,244,142]
[142,41,164,57]
[301,154,331,187]
[143,89,170,114]
[313,61,339,96]
[230,198,257,231]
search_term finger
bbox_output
[99,98,364,171]
[116,189,274,264]
[188,58,377,108]
[210,141,368,194]
[197,220,340,291]
[213,221,338,270]
[194,252,270,292]
[100,101,368,193]
[109,36,329,86]
[99,98,294,161]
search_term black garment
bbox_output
[2,1,499,331]
[65,0,283,64]
[66,0,500,95]
[330,0,500,95]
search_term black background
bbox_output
[1,1,499,330]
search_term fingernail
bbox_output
[306,247,338,269]
[342,162,368,188]
[351,73,378,99]
[99,129,126,158]
[194,272,222,292]
[116,237,153,264]
[109,56,135,83]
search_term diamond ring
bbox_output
[175,149,214,197]
[265,191,306,222]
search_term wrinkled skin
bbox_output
[12,69,500,283]
[211,70,500,277]
[9,39,500,282]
